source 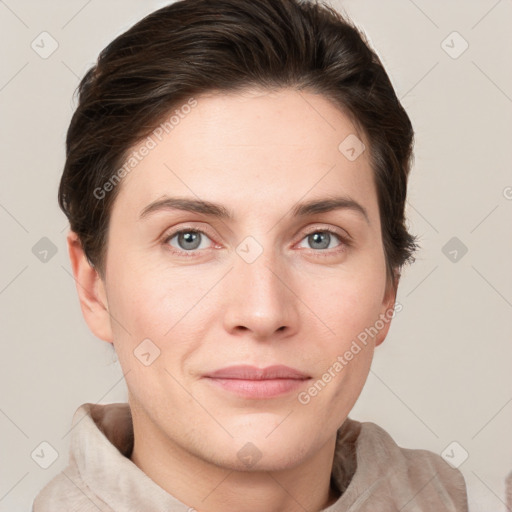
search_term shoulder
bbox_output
[31,402,127,512]
[349,419,468,511]
[32,464,110,512]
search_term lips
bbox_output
[204,364,310,380]
[203,365,311,399]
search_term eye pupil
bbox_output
[179,231,201,250]
[309,231,330,250]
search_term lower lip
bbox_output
[204,377,310,399]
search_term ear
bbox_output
[66,231,113,344]
[374,270,400,347]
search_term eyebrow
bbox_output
[138,195,370,224]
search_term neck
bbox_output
[129,408,341,512]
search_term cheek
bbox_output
[105,268,194,406]
[106,262,217,374]
[317,267,387,344]
[308,272,385,408]
[108,261,197,335]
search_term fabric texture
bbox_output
[506,470,512,512]
[33,402,468,511]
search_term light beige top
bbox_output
[33,402,468,511]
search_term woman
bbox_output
[33,0,468,510]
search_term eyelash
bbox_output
[161,226,351,259]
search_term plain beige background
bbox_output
[0,1,511,511]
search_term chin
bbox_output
[211,445,310,473]
[198,423,314,472]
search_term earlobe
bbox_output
[66,231,114,344]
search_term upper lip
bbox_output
[204,365,310,380]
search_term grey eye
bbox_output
[167,230,211,251]
[178,231,202,250]
[307,232,331,250]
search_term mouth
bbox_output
[202,365,311,399]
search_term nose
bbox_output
[221,245,300,341]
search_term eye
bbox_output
[162,226,349,258]
[296,228,348,254]
[163,228,214,256]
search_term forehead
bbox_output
[110,88,378,223]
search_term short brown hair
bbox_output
[58,0,417,284]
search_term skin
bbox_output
[68,87,398,512]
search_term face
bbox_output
[94,88,396,471]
